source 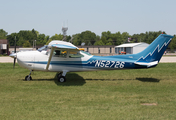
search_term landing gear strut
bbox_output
[57,70,68,83]
[25,70,33,81]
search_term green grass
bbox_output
[163,55,176,57]
[0,63,176,120]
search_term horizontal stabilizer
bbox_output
[134,61,158,68]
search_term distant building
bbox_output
[0,39,9,55]
[77,43,149,55]
[8,42,149,56]
[77,45,116,55]
[115,42,149,54]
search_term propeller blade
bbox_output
[13,58,16,69]
[13,36,17,69]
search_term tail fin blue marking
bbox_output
[135,34,173,63]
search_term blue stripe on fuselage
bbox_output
[26,55,146,70]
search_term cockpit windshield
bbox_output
[80,51,92,56]
[38,45,48,52]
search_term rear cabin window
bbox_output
[69,51,84,58]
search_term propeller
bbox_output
[13,36,16,69]
[13,56,16,69]
[9,36,17,69]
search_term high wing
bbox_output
[48,40,79,50]
[52,44,78,50]
[46,40,79,70]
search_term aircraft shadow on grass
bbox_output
[22,73,160,86]
[85,78,122,81]
[86,77,160,83]
[136,78,160,82]
[25,73,86,86]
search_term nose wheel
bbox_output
[25,75,32,81]
[25,70,33,81]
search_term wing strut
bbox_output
[46,47,55,70]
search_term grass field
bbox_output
[0,63,176,120]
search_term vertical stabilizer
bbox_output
[135,34,174,63]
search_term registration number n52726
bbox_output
[94,60,125,68]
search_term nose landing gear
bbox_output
[25,70,33,81]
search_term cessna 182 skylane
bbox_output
[10,34,174,82]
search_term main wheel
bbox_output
[58,76,66,83]
[25,75,32,81]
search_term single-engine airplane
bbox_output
[10,34,174,82]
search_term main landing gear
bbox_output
[25,70,33,81]
[57,70,68,83]
[24,70,68,82]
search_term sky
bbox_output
[0,0,176,37]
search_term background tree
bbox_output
[50,34,63,40]
[4,29,176,50]
[7,33,18,46]
[169,35,176,51]
[94,40,105,45]
[18,30,37,45]
[106,38,113,45]
[72,31,97,45]
[23,41,31,47]
[80,31,96,45]
[66,35,71,42]
[37,34,46,45]
[0,29,8,39]
[17,37,24,46]
[100,36,108,45]
[101,31,110,45]
[114,32,122,45]
[72,33,82,45]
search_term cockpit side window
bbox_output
[69,51,84,58]
[53,50,67,58]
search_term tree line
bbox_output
[0,29,176,50]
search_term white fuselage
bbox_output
[17,50,93,72]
